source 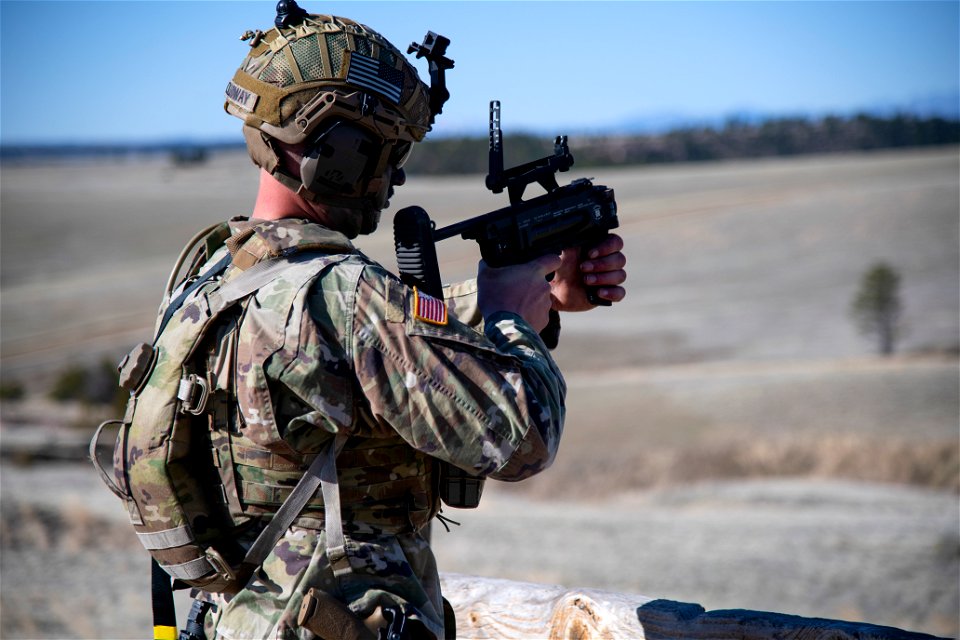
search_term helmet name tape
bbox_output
[226,81,260,112]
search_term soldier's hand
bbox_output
[477,254,562,332]
[550,233,627,312]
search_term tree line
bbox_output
[404,113,959,175]
[1,113,954,169]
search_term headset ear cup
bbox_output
[300,122,381,198]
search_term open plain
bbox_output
[1,146,958,638]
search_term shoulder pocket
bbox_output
[407,314,513,362]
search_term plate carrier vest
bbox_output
[91,219,436,599]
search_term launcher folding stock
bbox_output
[394,100,619,349]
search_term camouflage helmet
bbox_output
[224,3,435,211]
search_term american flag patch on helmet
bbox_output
[345,52,403,104]
[413,288,448,326]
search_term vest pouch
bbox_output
[117,342,157,393]
[125,408,240,590]
[438,462,483,509]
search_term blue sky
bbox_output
[1,1,957,144]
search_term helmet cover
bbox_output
[224,10,434,212]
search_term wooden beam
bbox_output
[636,599,952,640]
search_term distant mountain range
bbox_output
[592,92,960,136]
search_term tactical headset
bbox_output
[242,88,418,213]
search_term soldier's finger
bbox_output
[597,285,626,303]
[580,251,626,274]
[585,233,624,259]
[584,269,627,287]
[533,253,563,276]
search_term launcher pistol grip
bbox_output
[393,206,443,299]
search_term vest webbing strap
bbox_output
[320,432,351,578]
[239,431,349,574]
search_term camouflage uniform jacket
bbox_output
[204,217,566,639]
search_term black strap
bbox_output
[156,252,233,342]
[151,558,178,639]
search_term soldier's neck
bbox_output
[252,169,325,223]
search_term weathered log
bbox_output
[439,574,952,640]
[441,573,653,638]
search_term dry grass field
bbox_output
[1,146,957,638]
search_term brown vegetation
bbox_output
[504,433,959,501]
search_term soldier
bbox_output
[194,4,626,639]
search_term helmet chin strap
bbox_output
[287,171,386,214]
[266,167,384,238]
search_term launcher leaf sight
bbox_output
[394,101,619,345]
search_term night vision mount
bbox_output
[408,32,455,124]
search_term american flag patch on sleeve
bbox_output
[413,288,448,326]
[345,52,403,104]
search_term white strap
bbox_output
[320,433,351,577]
[240,432,349,571]
[137,525,194,550]
[163,556,214,581]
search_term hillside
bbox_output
[1,146,956,638]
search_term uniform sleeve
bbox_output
[442,279,482,332]
[352,264,566,481]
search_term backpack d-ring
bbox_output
[178,374,209,415]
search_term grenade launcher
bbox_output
[393,100,620,350]
[394,102,618,511]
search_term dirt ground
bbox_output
[2,349,956,639]
[1,457,957,639]
[1,148,958,638]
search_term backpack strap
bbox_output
[321,432,354,583]
[152,558,178,640]
[155,252,233,343]
[163,221,233,298]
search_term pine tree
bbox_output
[851,262,903,356]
